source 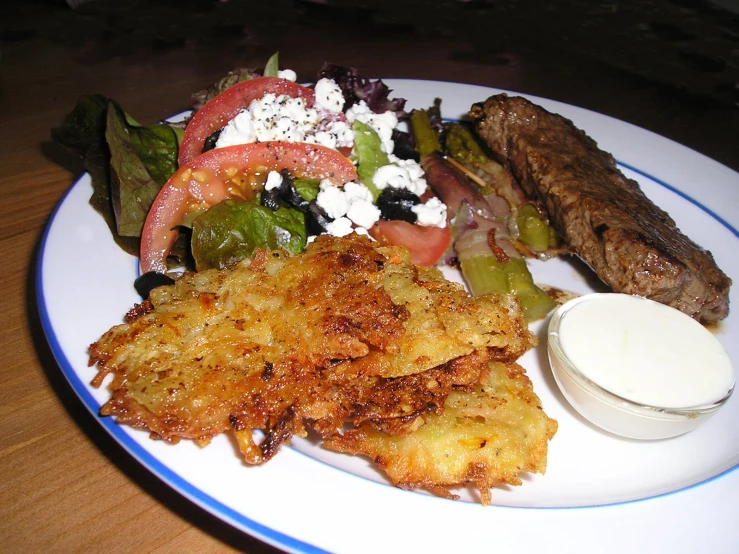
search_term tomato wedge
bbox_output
[178,77,316,166]
[141,142,358,274]
[369,220,451,266]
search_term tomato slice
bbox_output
[141,141,358,274]
[369,220,452,266]
[178,77,315,167]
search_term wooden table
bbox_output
[2,2,737,552]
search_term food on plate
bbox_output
[51,55,565,323]
[471,94,731,323]
[88,234,555,500]
[53,54,453,275]
[55,57,583,502]
[325,361,557,505]
[177,77,315,167]
[409,101,558,320]
[140,141,359,274]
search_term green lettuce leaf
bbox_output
[105,103,165,237]
[293,179,320,203]
[128,119,182,186]
[52,95,138,254]
[263,52,280,77]
[191,200,307,270]
[352,120,388,200]
[52,95,182,253]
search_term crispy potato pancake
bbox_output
[352,261,534,378]
[89,235,538,468]
[324,361,558,505]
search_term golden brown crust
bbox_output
[324,362,558,505]
[89,235,553,499]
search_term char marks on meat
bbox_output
[470,94,731,323]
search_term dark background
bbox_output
[2,0,738,170]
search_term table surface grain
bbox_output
[2,1,737,552]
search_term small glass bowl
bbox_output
[547,294,735,440]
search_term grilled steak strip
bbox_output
[470,94,731,323]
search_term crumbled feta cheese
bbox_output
[325,217,354,237]
[309,130,338,150]
[216,114,256,148]
[309,225,372,243]
[347,197,381,229]
[344,182,380,229]
[314,78,345,113]
[353,227,374,239]
[372,163,427,197]
[317,180,381,232]
[346,101,398,154]
[372,164,405,190]
[412,197,448,228]
[390,154,425,181]
[326,120,354,148]
[316,181,349,219]
[264,170,283,191]
[215,94,297,146]
[216,91,353,149]
[343,181,373,203]
[277,69,297,81]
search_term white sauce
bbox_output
[557,294,734,408]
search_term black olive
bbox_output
[391,129,420,162]
[202,128,222,153]
[260,172,292,211]
[279,170,309,211]
[261,187,285,210]
[135,271,175,299]
[260,170,310,212]
[377,187,419,223]
[306,201,331,235]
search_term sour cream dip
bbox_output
[555,293,734,408]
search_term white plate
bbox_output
[37,80,739,553]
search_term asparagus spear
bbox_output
[410,109,442,156]
[444,122,555,254]
[452,204,556,321]
[411,107,555,320]
[516,204,552,253]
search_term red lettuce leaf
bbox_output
[316,62,406,115]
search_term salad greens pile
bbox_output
[51,53,405,268]
[191,200,307,270]
[316,63,406,114]
[52,95,182,256]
